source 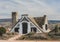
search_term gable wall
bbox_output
[10,16,42,34]
[42,16,51,33]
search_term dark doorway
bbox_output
[31,27,37,33]
[22,22,28,34]
[14,28,19,32]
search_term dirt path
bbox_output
[8,35,21,40]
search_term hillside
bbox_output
[0,18,60,24]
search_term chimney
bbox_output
[12,12,18,27]
[44,15,48,24]
[44,15,46,18]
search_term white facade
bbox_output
[10,14,50,34]
[42,15,51,33]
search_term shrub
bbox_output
[17,33,47,40]
[0,27,6,36]
[55,25,58,34]
[26,32,35,36]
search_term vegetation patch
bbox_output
[0,27,6,36]
[0,32,18,40]
[17,32,47,40]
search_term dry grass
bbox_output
[0,32,18,40]
[17,33,48,40]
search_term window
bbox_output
[45,24,48,30]
[31,27,37,33]
[22,22,28,34]
[14,27,19,32]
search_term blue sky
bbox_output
[0,0,60,20]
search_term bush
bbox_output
[17,33,47,40]
[0,27,6,36]
[26,32,35,36]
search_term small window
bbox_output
[14,27,19,32]
[45,24,48,30]
[31,27,37,33]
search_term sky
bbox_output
[0,0,60,20]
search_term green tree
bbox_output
[58,27,60,34]
[0,27,6,36]
[59,27,60,30]
[54,25,58,34]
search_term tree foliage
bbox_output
[54,25,58,34]
[0,27,6,36]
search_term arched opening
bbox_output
[22,22,28,34]
[45,24,48,30]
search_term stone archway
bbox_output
[22,22,28,34]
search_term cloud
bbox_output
[0,0,60,20]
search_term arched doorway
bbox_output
[22,22,28,34]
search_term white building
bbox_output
[10,14,50,34]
